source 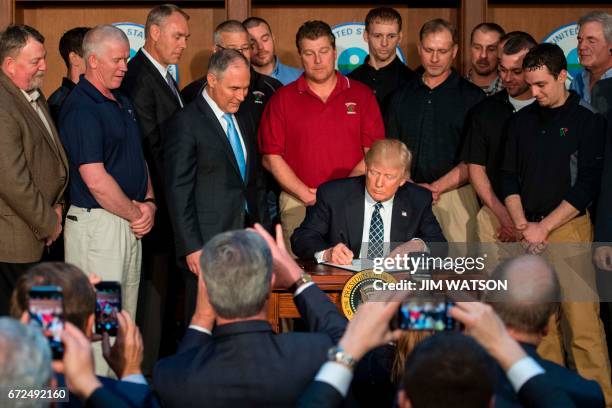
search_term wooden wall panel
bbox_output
[252,5,457,70]
[1,0,14,28]
[16,5,224,96]
[488,4,612,41]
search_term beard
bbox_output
[27,71,45,91]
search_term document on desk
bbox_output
[322,259,374,272]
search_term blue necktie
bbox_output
[368,202,384,259]
[165,72,183,106]
[222,113,246,181]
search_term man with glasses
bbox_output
[181,20,281,128]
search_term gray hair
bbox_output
[200,230,273,319]
[207,48,249,79]
[82,24,129,60]
[145,4,190,38]
[0,25,44,64]
[0,318,51,408]
[213,20,248,46]
[578,11,612,44]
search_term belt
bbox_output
[525,209,586,223]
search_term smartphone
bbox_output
[95,281,122,336]
[28,286,64,359]
[391,295,456,331]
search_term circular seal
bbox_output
[332,22,406,75]
[341,271,396,319]
[112,22,179,83]
[542,23,582,82]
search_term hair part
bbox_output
[208,48,249,80]
[419,18,458,45]
[10,262,95,333]
[0,24,45,64]
[403,333,495,408]
[365,7,402,32]
[145,4,190,38]
[470,22,505,43]
[214,20,248,46]
[578,10,612,44]
[243,17,272,34]
[0,317,52,404]
[501,31,537,55]
[296,20,335,52]
[59,27,90,69]
[522,42,567,79]
[200,230,273,319]
[82,24,129,61]
[365,139,412,178]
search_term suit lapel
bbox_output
[344,177,366,254]
[390,186,412,242]
[196,96,243,181]
[136,50,182,108]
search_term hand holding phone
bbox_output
[391,295,456,331]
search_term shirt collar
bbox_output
[363,55,403,73]
[61,77,76,91]
[296,70,350,96]
[272,56,281,77]
[141,47,170,79]
[202,85,228,122]
[77,76,120,104]
[420,68,459,90]
[364,187,394,210]
[20,88,40,103]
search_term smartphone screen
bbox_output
[28,286,64,359]
[95,281,121,336]
[394,296,455,331]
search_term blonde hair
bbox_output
[365,139,412,178]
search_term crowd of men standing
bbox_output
[1,3,612,405]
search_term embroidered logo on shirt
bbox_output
[252,91,265,104]
[345,102,357,114]
[560,127,569,137]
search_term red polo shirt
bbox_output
[259,71,384,188]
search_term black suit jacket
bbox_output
[291,176,446,261]
[163,92,269,258]
[152,285,347,407]
[120,49,183,249]
[298,369,577,408]
[495,343,603,408]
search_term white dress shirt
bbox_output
[141,48,183,108]
[201,87,247,161]
[20,89,56,147]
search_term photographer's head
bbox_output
[0,318,51,405]
[398,332,495,408]
[365,139,411,202]
[10,262,96,336]
[485,255,560,345]
[200,230,273,321]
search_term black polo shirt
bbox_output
[386,69,485,183]
[48,77,76,124]
[59,77,148,209]
[348,56,414,117]
[462,90,518,199]
[501,91,605,215]
[181,68,282,128]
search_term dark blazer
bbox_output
[291,176,446,261]
[298,369,577,408]
[56,374,157,408]
[495,343,603,408]
[152,285,347,407]
[0,71,69,263]
[120,49,183,248]
[164,92,269,259]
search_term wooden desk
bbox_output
[267,263,352,332]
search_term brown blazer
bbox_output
[0,71,68,263]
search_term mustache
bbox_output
[476,58,490,65]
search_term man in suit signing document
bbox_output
[292,139,446,264]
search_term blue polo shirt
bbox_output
[271,57,302,85]
[59,77,148,209]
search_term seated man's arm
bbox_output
[291,187,333,261]
[79,163,142,222]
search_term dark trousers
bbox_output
[0,261,36,316]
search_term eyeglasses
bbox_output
[215,44,251,54]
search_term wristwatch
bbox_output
[327,346,356,369]
[288,273,312,293]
